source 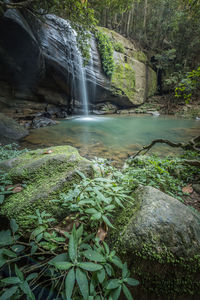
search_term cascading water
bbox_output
[40,15,91,116]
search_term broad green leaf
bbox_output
[97,268,106,283]
[30,226,45,239]
[91,213,101,220]
[106,279,120,290]
[10,219,18,235]
[0,194,5,204]
[48,253,68,264]
[0,286,18,300]
[20,281,35,300]
[79,262,102,272]
[122,284,133,300]
[26,273,38,282]
[85,208,99,214]
[111,257,123,269]
[83,250,106,263]
[68,233,76,262]
[1,277,21,285]
[11,244,25,253]
[76,268,89,300]
[0,250,7,268]
[3,248,17,258]
[122,263,128,278]
[65,267,75,300]
[15,264,24,281]
[76,225,83,240]
[126,278,139,286]
[31,244,38,255]
[102,216,114,229]
[105,263,113,276]
[110,286,121,300]
[0,230,13,246]
[50,262,72,270]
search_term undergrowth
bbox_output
[0,145,199,299]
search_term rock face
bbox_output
[0,9,157,116]
[99,28,157,106]
[0,146,93,230]
[0,113,28,143]
[111,186,200,296]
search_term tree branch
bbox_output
[132,135,200,159]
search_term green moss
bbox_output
[1,146,93,231]
[148,67,157,97]
[109,199,200,296]
[134,51,147,63]
[111,61,135,100]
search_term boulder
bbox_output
[110,186,200,296]
[0,113,28,143]
[0,146,93,230]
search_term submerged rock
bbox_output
[0,146,93,230]
[0,113,28,143]
[31,117,57,128]
[110,185,200,296]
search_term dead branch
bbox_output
[132,135,200,159]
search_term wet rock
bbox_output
[0,113,28,143]
[31,117,57,128]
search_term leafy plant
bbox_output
[95,29,115,77]
[113,42,125,53]
[175,66,200,102]
[0,218,138,299]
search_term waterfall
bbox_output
[42,15,90,115]
[75,51,89,115]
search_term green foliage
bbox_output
[175,66,200,102]
[113,42,125,53]
[0,217,138,299]
[124,153,200,201]
[0,144,27,162]
[0,166,138,299]
[95,29,115,77]
[54,171,132,230]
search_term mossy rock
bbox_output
[109,186,200,296]
[0,146,93,231]
[98,27,157,106]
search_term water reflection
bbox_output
[21,115,200,163]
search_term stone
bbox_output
[0,113,28,143]
[31,117,57,128]
[0,146,93,231]
[110,185,200,296]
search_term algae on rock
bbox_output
[110,185,200,296]
[97,27,157,106]
[0,146,93,231]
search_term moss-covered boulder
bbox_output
[110,186,200,297]
[98,27,157,106]
[0,146,93,230]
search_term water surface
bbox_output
[21,115,200,162]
